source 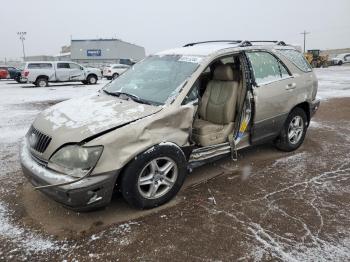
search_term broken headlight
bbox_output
[48,145,103,178]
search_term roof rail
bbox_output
[183,40,242,47]
[183,40,288,48]
[248,40,287,46]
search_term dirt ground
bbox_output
[0,69,350,261]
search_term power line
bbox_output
[300,30,310,53]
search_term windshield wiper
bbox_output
[103,89,155,105]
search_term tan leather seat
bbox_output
[192,65,239,146]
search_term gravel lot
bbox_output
[0,66,350,261]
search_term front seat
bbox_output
[192,65,239,146]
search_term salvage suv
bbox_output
[22,61,102,87]
[20,40,320,211]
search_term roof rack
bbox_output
[183,40,287,48]
[183,40,243,47]
[241,40,287,46]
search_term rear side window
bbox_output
[28,63,52,69]
[246,52,291,86]
[278,49,312,72]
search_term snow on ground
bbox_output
[315,65,350,100]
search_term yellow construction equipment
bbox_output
[304,49,329,68]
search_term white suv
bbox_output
[22,61,102,87]
[103,64,130,80]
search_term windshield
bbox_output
[103,55,201,105]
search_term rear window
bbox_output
[27,63,52,69]
[277,49,312,72]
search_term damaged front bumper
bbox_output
[20,142,119,211]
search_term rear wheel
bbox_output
[112,73,119,80]
[35,77,48,87]
[121,144,187,209]
[15,76,21,83]
[274,108,307,152]
[87,75,97,85]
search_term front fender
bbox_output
[85,105,195,174]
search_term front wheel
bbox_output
[338,61,343,66]
[274,108,307,152]
[121,145,187,209]
[112,73,119,80]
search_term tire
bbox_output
[311,61,318,68]
[274,108,307,152]
[35,77,48,87]
[112,73,119,80]
[15,77,21,83]
[338,61,343,66]
[121,144,187,209]
[87,75,97,85]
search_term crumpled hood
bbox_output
[33,93,161,148]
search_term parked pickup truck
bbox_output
[22,61,102,87]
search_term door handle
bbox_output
[285,83,296,90]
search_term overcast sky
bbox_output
[1,0,349,60]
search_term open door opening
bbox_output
[188,53,254,166]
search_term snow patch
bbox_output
[0,202,66,255]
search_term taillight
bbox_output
[23,70,29,77]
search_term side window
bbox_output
[41,63,52,68]
[28,63,52,69]
[247,52,282,85]
[57,63,70,69]
[182,81,199,105]
[279,63,290,78]
[278,49,312,72]
[69,63,81,69]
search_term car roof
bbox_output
[156,41,297,57]
[26,61,54,64]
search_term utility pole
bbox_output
[300,30,310,53]
[17,31,27,60]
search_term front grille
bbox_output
[26,126,52,153]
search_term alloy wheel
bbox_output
[137,157,178,199]
[288,116,304,144]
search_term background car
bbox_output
[331,53,350,65]
[0,69,9,79]
[103,64,130,80]
[0,66,23,82]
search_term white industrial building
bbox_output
[70,38,146,66]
